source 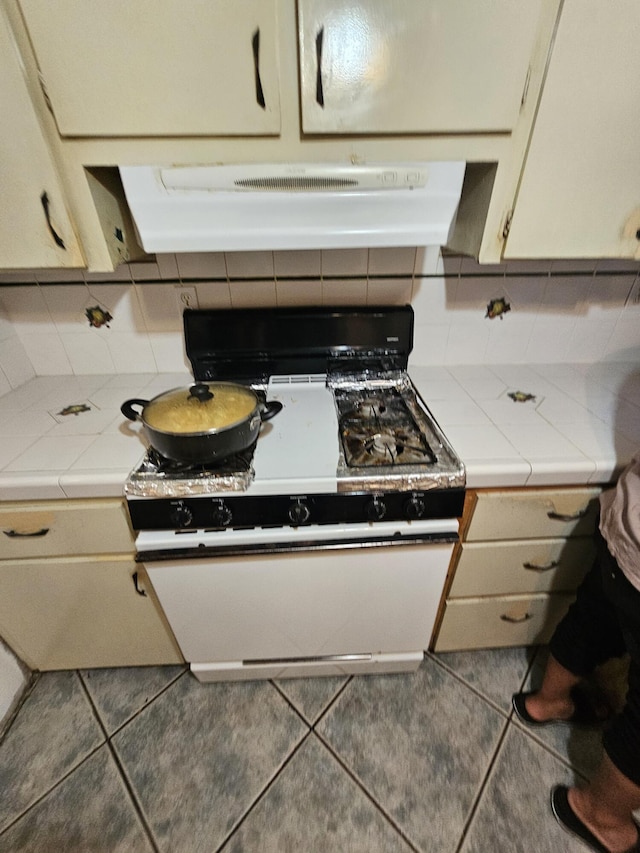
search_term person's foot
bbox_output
[524,691,575,722]
[568,786,640,853]
[512,685,612,727]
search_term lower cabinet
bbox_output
[0,555,183,670]
[0,498,183,670]
[434,486,602,652]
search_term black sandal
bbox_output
[512,685,610,728]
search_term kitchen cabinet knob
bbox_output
[522,560,560,573]
[315,27,325,107]
[500,612,533,624]
[3,527,50,538]
[251,28,266,109]
[547,509,587,522]
[40,191,66,249]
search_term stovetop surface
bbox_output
[124,372,465,499]
[124,306,465,502]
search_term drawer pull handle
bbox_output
[500,612,533,624]
[547,509,587,522]
[131,572,147,597]
[315,27,325,107]
[40,191,66,249]
[251,28,266,109]
[132,572,147,597]
[523,560,560,573]
[3,527,50,538]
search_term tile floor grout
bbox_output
[0,647,614,852]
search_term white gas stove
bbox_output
[124,306,465,682]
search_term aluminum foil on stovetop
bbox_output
[329,372,465,493]
[124,448,255,498]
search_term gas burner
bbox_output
[350,398,388,419]
[139,443,256,477]
[341,425,436,468]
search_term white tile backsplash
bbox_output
[225,251,273,279]
[368,247,416,276]
[18,333,73,376]
[321,249,368,277]
[230,279,278,307]
[0,336,36,387]
[275,279,323,306]
[274,250,321,278]
[176,252,226,280]
[1,251,639,389]
[321,279,367,305]
[366,278,412,305]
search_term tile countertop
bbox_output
[0,363,638,501]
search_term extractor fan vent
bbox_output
[158,164,430,194]
[234,176,358,191]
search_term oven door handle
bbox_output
[136,531,458,562]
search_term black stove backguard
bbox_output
[184,305,414,382]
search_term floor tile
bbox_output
[432,646,536,713]
[221,734,414,852]
[0,671,104,833]
[461,725,587,853]
[0,746,153,852]
[316,658,506,852]
[274,676,349,724]
[112,674,308,852]
[80,665,185,734]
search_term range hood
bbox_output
[119,162,466,253]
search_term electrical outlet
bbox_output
[174,286,199,312]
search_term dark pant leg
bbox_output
[549,533,627,677]
[600,548,640,786]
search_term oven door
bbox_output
[137,519,457,682]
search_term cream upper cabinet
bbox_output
[0,4,83,268]
[298,0,543,135]
[17,0,281,137]
[504,0,640,259]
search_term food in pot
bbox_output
[144,384,257,434]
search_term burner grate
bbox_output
[143,445,255,477]
[335,387,436,469]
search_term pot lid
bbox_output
[144,383,257,434]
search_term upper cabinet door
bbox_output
[1,6,83,268]
[504,0,640,259]
[298,0,542,135]
[18,0,281,137]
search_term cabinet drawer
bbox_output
[0,499,134,559]
[434,593,574,652]
[449,537,594,598]
[465,488,601,542]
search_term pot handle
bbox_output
[260,400,283,422]
[121,399,149,421]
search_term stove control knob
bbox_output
[170,504,193,528]
[405,495,426,520]
[365,496,387,521]
[211,501,233,528]
[288,500,310,526]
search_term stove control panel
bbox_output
[127,489,465,532]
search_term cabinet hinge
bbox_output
[520,66,532,110]
[502,209,514,241]
[38,71,54,115]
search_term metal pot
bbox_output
[121,382,283,463]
